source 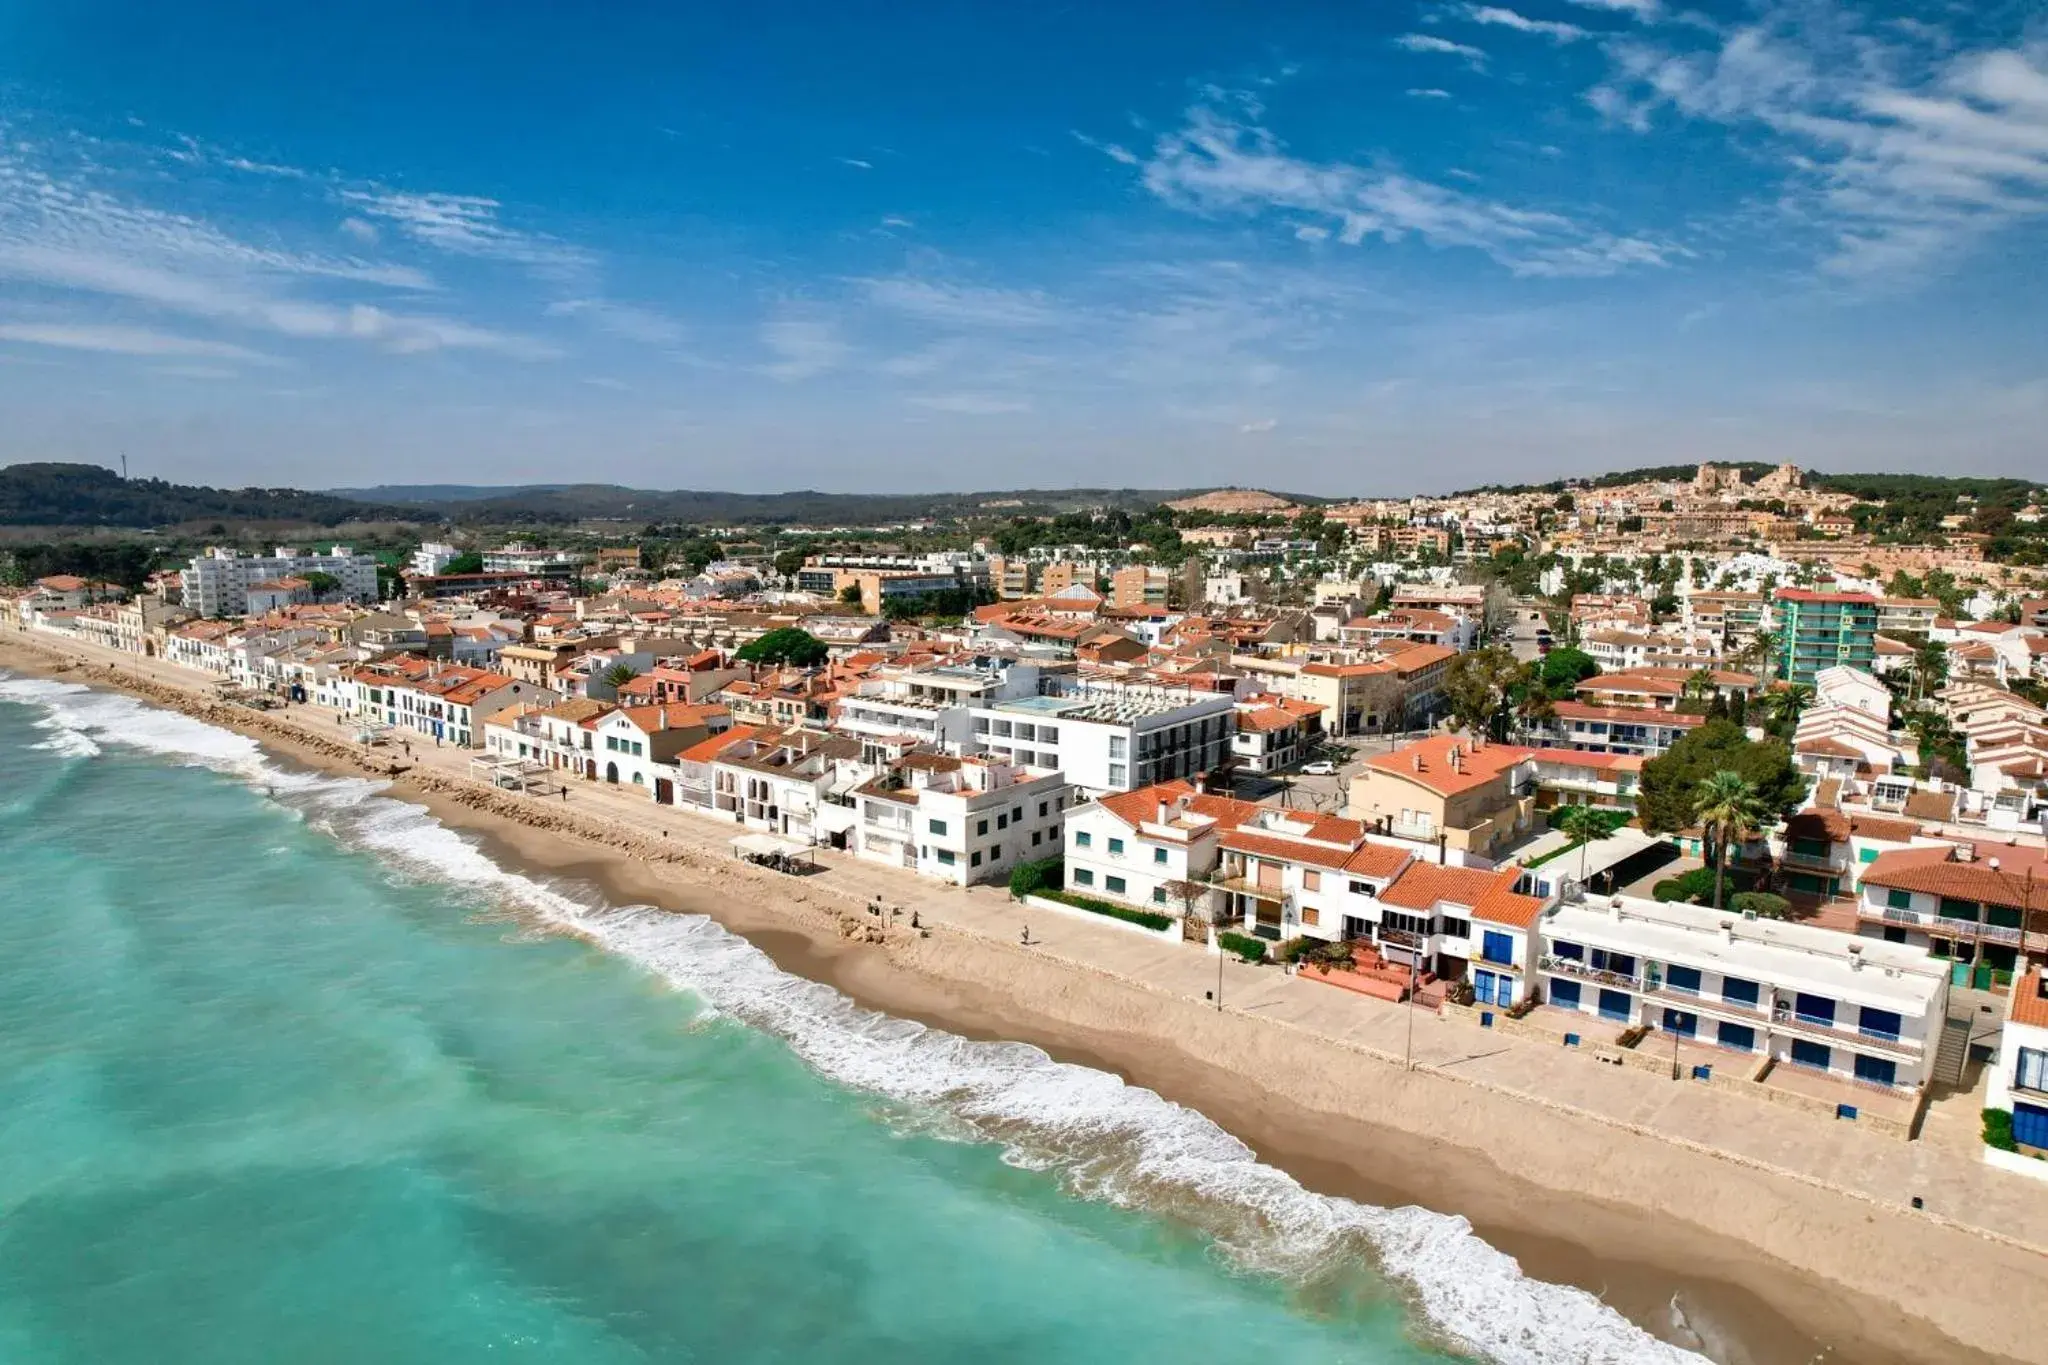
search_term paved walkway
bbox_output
[12,625,2048,1260]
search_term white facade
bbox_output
[1987,969,2048,1159]
[1538,894,1948,1091]
[970,682,1234,797]
[856,757,1068,885]
[181,546,379,617]
[411,542,460,577]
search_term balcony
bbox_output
[1642,980,1770,1025]
[1857,903,2025,947]
[1769,1007,1923,1059]
[1538,954,1639,991]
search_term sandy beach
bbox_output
[4,629,2042,1365]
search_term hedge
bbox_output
[1009,856,1064,899]
[1038,889,1173,933]
[1218,931,1268,963]
[1984,1108,2018,1153]
[1731,891,1792,920]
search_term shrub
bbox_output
[1009,856,1063,899]
[1652,866,1757,904]
[1732,891,1792,920]
[1277,936,1316,964]
[1984,1108,2019,1152]
[1218,931,1268,963]
[1040,889,1172,933]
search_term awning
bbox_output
[812,804,861,835]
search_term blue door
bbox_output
[1549,978,1581,1010]
[1717,1021,1755,1052]
[1597,989,1631,1022]
[1859,1007,1902,1042]
[2015,1104,2048,1151]
[1794,993,1835,1026]
[1481,930,1513,965]
[1666,964,1702,994]
[1661,1009,1698,1038]
[1853,1054,1897,1087]
[1473,970,1498,1006]
[1790,1038,1831,1071]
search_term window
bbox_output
[996,812,1007,830]
[1012,806,1022,822]
[1480,931,1513,965]
[1032,831,1042,847]
[1794,993,1835,1026]
[1302,907,1320,926]
[976,819,989,837]
[1666,964,1702,994]
[1440,916,1470,940]
[1938,896,1979,922]
[1553,941,1583,961]
[1717,1021,1755,1052]
[1721,976,1759,1007]
[1108,764,1127,787]
[1153,848,1168,865]
[1854,1054,1897,1087]
[1789,1038,1831,1071]
[1858,847,1878,863]
[935,849,956,866]
[1349,880,1376,898]
[1153,887,1168,904]
[1075,831,1092,848]
[1303,870,1321,891]
[929,819,948,836]
[2016,1047,2048,1094]
[1885,887,1912,910]
[1859,1007,1902,1042]
[1073,868,1094,885]
[1038,801,1048,817]
[1548,978,1582,1009]
[971,851,982,868]
[990,845,1001,861]
[1106,875,1126,894]
[1108,837,1125,856]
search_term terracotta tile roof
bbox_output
[1472,870,1548,929]
[1364,735,1533,797]
[1549,701,1706,727]
[2012,967,2048,1029]
[1796,736,1867,759]
[1902,789,1957,822]
[1220,829,1363,871]
[1849,814,1924,844]
[1784,807,1851,843]
[1377,862,1532,924]
[1341,842,1412,878]
[1236,705,1303,733]
[676,724,765,764]
[1095,780,1260,832]
[1525,747,1644,772]
[1862,848,2048,914]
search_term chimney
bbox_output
[1989,857,2001,871]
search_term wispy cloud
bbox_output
[1116,95,1676,277]
[1072,131,1142,165]
[1459,6,1588,43]
[907,392,1030,415]
[1564,0,1660,19]
[859,276,1067,328]
[0,321,269,361]
[836,156,875,170]
[1588,16,2048,283]
[1396,34,1488,70]
[545,297,685,345]
[338,188,594,281]
[1407,88,1454,99]
[760,317,848,381]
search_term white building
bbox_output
[1062,782,1260,916]
[482,544,584,577]
[854,754,1068,884]
[1538,893,1948,1092]
[410,542,460,577]
[969,679,1235,797]
[834,661,1043,752]
[180,545,379,617]
[1988,966,2048,1164]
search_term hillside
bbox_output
[0,463,418,528]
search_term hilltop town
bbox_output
[9,457,2048,1186]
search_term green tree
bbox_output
[735,627,829,669]
[839,583,865,606]
[1537,645,1599,694]
[601,662,640,689]
[1441,646,1524,739]
[1693,770,1770,912]
[1759,682,1813,737]
[1636,719,1805,836]
[300,569,340,597]
[1912,639,1948,701]
[443,551,484,575]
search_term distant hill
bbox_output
[0,463,419,528]
[1449,463,1779,496]
[326,484,576,504]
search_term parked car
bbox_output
[1301,760,1338,776]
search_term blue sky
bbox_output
[1,1,2044,494]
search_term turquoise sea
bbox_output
[0,675,1705,1365]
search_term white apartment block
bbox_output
[834,661,1043,752]
[855,754,1068,885]
[181,545,379,617]
[969,680,1235,797]
[410,542,460,577]
[1062,783,1259,915]
[1538,893,1948,1092]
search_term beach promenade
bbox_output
[8,624,2048,1363]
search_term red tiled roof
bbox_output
[1525,747,1645,772]
[676,724,764,764]
[1862,848,2048,914]
[2013,967,2048,1030]
[1095,781,1261,832]
[1220,829,1363,871]
[1550,701,1706,727]
[1378,862,1540,927]
[1363,735,1532,797]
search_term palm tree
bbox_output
[1681,668,1717,710]
[1760,682,1812,736]
[600,662,640,690]
[1693,771,1768,912]
[1740,628,1780,686]
[1555,804,1609,887]
[1912,639,1948,703]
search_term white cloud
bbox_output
[545,297,685,345]
[1396,34,1488,70]
[1460,6,1588,43]
[1120,97,1676,276]
[860,276,1067,328]
[1563,0,1660,18]
[1589,19,2048,282]
[760,317,848,381]
[837,156,875,170]
[879,214,916,229]
[0,321,269,361]
[339,216,380,244]
[1407,88,1454,99]
[1238,417,1279,433]
[338,188,593,281]
[907,392,1030,415]
[1073,131,1142,165]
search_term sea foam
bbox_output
[0,671,1706,1365]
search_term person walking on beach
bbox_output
[1019,925,1032,946]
